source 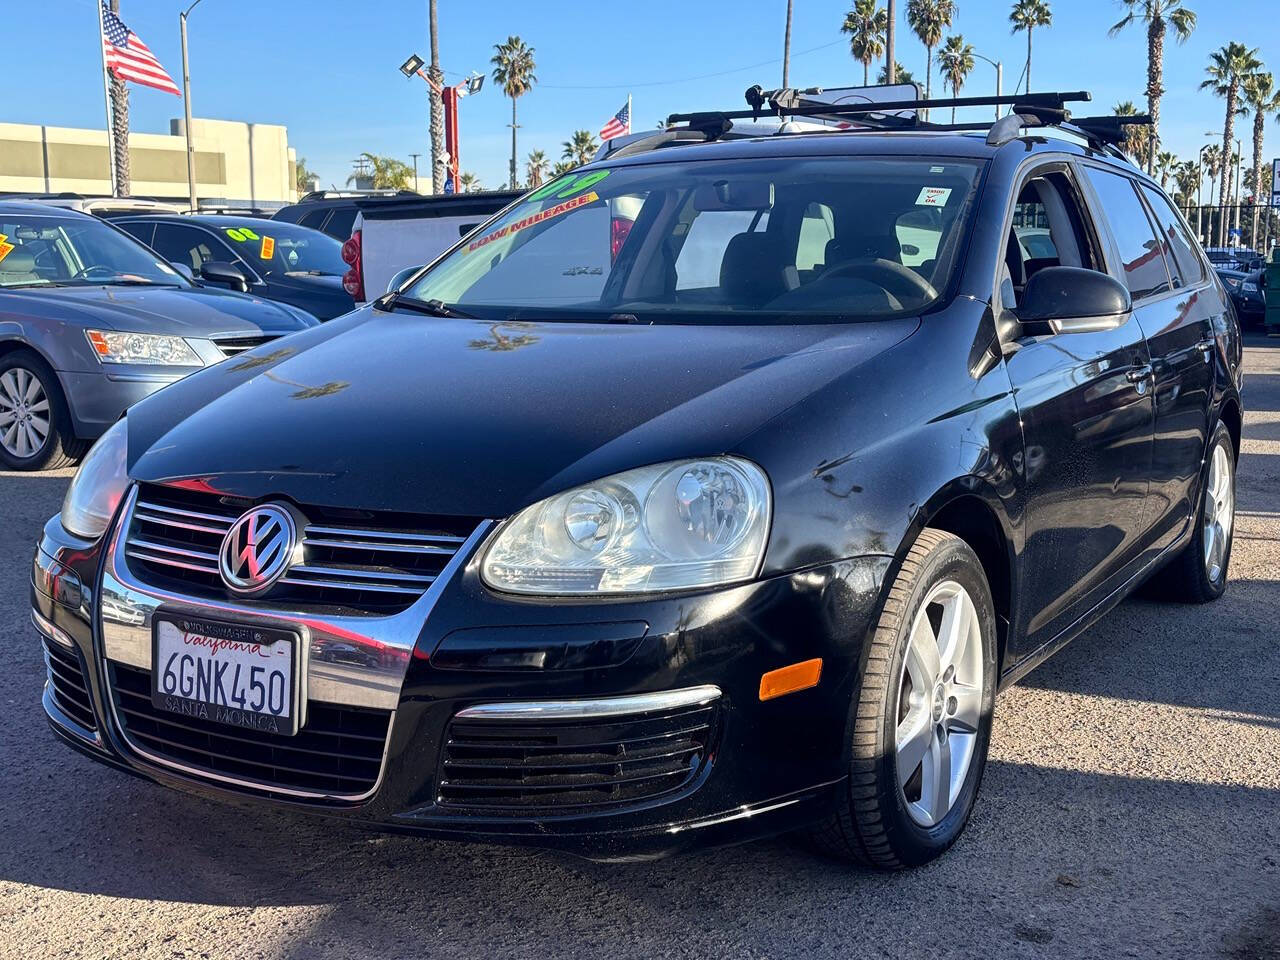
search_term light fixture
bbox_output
[399,54,424,78]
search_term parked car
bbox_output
[272,190,419,241]
[340,190,520,303]
[33,93,1242,868]
[1215,266,1265,328]
[16,194,188,218]
[0,201,317,470]
[116,215,354,321]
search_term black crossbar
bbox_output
[668,90,1092,125]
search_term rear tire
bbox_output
[1148,421,1235,604]
[0,350,86,472]
[807,529,998,869]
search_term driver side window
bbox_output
[1001,169,1100,309]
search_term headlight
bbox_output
[1242,281,1258,293]
[481,457,771,596]
[61,419,129,539]
[85,329,203,366]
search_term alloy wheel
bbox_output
[0,367,51,460]
[895,579,984,828]
[1202,442,1234,584]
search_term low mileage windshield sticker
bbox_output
[467,191,600,253]
[524,169,611,204]
[225,227,260,243]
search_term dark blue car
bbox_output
[0,201,317,470]
[116,215,354,321]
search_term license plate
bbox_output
[152,613,303,736]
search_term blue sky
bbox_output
[10,0,1280,191]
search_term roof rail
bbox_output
[297,189,418,202]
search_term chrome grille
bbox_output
[213,335,277,357]
[123,483,479,613]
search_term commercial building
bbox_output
[0,117,297,208]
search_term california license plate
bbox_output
[152,613,303,736]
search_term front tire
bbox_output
[808,529,998,869]
[0,351,87,471]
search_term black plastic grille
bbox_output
[110,663,390,797]
[43,639,96,731]
[438,703,718,813]
[213,335,278,357]
[124,483,479,615]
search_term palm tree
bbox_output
[458,171,481,193]
[1114,101,1153,169]
[1202,42,1262,245]
[1203,144,1222,206]
[491,36,537,190]
[1009,0,1052,94]
[428,0,444,193]
[552,160,577,177]
[562,130,598,167]
[346,153,414,190]
[938,34,975,122]
[877,62,916,85]
[905,0,956,116]
[782,0,794,86]
[108,0,131,196]
[843,0,889,87]
[1173,161,1200,213]
[526,149,549,189]
[1154,150,1178,188]
[1108,1,1196,175]
[1243,71,1280,245]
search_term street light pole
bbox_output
[409,153,421,193]
[972,52,1002,119]
[1232,137,1243,245]
[1197,142,1212,241]
[179,0,203,212]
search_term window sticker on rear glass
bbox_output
[466,191,600,254]
[0,234,13,264]
[259,236,275,260]
[916,186,952,207]
[525,169,611,204]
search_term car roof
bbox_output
[0,199,95,218]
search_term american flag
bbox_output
[101,2,180,96]
[599,99,631,140]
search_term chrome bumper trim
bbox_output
[32,609,75,650]
[454,685,723,721]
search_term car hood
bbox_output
[2,284,314,337]
[127,307,919,518]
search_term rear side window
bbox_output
[1140,185,1206,286]
[323,208,357,241]
[118,221,155,248]
[298,208,328,230]
[1083,167,1170,300]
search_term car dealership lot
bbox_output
[0,340,1276,960]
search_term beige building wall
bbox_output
[0,117,296,207]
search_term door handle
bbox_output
[1196,336,1215,359]
[1126,364,1153,383]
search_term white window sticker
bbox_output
[916,186,952,207]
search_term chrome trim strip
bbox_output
[32,608,75,650]
[286,564,436,585]
[305,538,455,555]
[133,499,236,527]
[454,685,723,721]
[305,525,467,545]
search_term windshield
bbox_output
[218,221,346,277]
[404,156,983,323]
[0,213,187,289]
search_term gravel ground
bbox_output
[0,339,1276,960]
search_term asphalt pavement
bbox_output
[1,338,1277,960]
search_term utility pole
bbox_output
[180,0,203,212]
[886,0,896,84]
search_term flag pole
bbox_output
[96,1,118,196]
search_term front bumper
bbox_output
[32,502,889,859]
[57,370,186,440]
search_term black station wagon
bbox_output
[33,90,1243,868]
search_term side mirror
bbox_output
[168,261,194,282]
[199,260,249,293]
[386,264,425,294]
[1015,266,1131,336]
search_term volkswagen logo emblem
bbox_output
[218,504,298,595]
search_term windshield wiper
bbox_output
[374,292,477,319]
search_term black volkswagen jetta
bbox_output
[32,98,1243,868]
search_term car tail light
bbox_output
[341,229,364,300]
[610,217,634,264]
